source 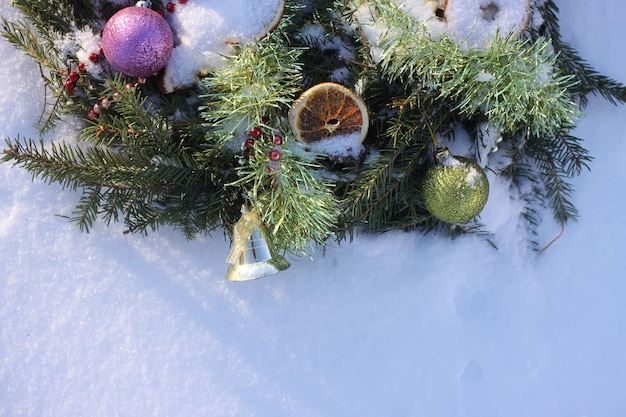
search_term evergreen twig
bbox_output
[1,17,69,132]
[367,0,579,137]
[534,0,626,107]
[200,21,304,147]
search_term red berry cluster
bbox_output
[65,48,101,96]
[244,118,284,164]
[64,59,92,95]
[244,125,262,150]
[64,71,80,95]
[267,132,283,182]
[269,134,283,162]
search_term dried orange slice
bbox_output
[288,82,369,144]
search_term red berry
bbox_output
[273,134,283,145]
[261,116,269,125]
[269,149,281,161]
[68,71,79,83]
[179,0,188,3]
[77,62,86,73]
[245,138,255,149]
[250,127,262,139]
[64,80,76,94]
[156,9,165,16]
[166,2,176,12]
[89,53,99,63]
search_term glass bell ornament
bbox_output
[226,207,290,281]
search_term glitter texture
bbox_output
[422,153,489,224]
[102,6,173,78]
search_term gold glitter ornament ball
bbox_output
[422,149,489,224]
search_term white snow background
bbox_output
[2,1,626,416]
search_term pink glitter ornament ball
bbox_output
[102,6,173,78]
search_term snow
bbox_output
[475,121,503,165]
[356,0,531,54]
[2,0,626,416]
[306,132,365,160]
[71,28,103,76]
[445,0,531,49]
[299,23,355,83]
[476,71,495,82]
[160,0,285,92]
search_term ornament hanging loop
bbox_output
[433,144,449,164]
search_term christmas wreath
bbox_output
[2,0,625,280]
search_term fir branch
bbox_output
[3,137,197,191]
[8,0,96,35]
[2,137,220,236]
[528,144,577,225]
[342,84,459,233]
[231,144,340,254]
[200,24,304,146]
[534,0,626,107]
[287,0,362,88]
[0,18,64,72]
[366,0,578,137]
[344,141,425,232]
[524,129,592,225]
[1,17,71,132]
[81,75,177,161]
[120,180,230,238]
[343,100,433,232]
[71,185,103,233]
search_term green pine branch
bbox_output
[342,90,437,233]
[0,18,63,72]
[2,135,222,236]
[525,129,592,225]
[366,0,579,137]
[81,74,180,156]
[2,137,208,193]
[8,0,96,35]
[1,17,69,132]
[200,20,304,147]
[534,0,626,107]
[343,141,425,232]
[231,143,341,254]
